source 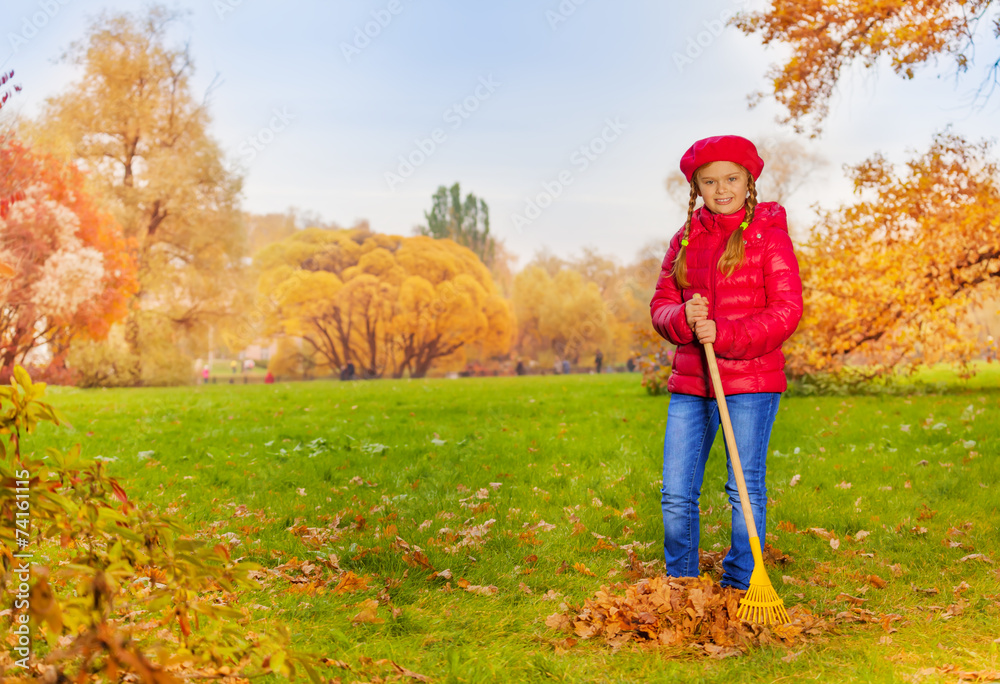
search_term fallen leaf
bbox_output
[386,660,430,682]
[546,612,571,630]
[836,593,867,605]
[351,599,383,625]
[464,584,498,596]
[331,572,370,594]
[959,554,993,564]
[807,527,835,540]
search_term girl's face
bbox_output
[695,161,749,215]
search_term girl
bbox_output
[650,135,803,590]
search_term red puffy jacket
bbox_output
[650,201,802,397]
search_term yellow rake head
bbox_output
[736,538,790,626]
[737,582,790,625]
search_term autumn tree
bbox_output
[512,248,649,368]
[30,5,245,384]
[256,227,514,378]
[0,139,137,380]
[733,1,1000,134]
[786,132,1000,377]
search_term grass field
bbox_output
[29,369,1000,683]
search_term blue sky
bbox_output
[3,0,999,266]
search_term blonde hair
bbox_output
[669,165,758,288]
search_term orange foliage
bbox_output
[787,133,1000,377]
[733,0,998,133]
[0,138,137,378]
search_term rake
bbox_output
[701,330,789,626]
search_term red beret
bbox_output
[679,135,764,183]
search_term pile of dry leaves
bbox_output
[546,573,885,657]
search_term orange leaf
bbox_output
[351,599,383,625]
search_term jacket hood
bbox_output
[753,202,788,233]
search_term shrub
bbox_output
[0,367,320,682]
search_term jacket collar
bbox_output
[692,204,747,236]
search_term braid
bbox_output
[718,169,757,277]
[669,182,699,287]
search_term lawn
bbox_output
[28,369,1000,683]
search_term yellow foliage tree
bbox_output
[256,228,514,378]
[787,132,1000,377]
[512,248,649,369]
[513,266,613,367]
[30,5,245,384]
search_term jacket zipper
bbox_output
[706,214,732,399]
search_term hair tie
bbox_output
[739,220,749,230]
[680,239,689,247]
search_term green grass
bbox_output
[29,370,1000,683]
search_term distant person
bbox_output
[515,360,525,376]
[264,371,275,384]
[201,365,210,384]
[230,359,238,374]
[340,362,356,381]
[595,349,604,374]
[626,356,636,373]
[650,134,802,591]
[561,358,570,375]
[553,359,561,375]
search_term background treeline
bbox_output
[2,5,1000,388]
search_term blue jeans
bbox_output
[660,392,780,590]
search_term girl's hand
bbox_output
[694,319,716,344]
[685,296,709,329]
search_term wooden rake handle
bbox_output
[692,294,759,540]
